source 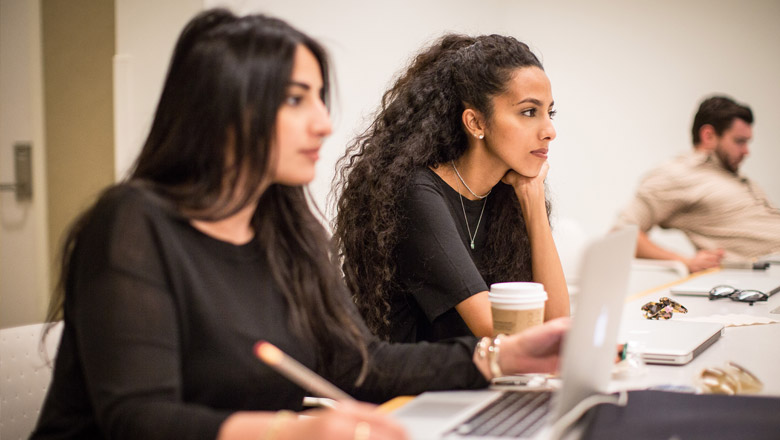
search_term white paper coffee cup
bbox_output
[489,282,547,335]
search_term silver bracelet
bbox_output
[477,336,491,361]
[487,334,504,379]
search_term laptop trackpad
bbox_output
[393,390,502,439]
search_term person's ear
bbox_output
[699,124,718,151]
[462,108,486,140]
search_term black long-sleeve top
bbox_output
[389,168,494,343]
[32,184,488,440]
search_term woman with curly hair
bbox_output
[334,34,570,343]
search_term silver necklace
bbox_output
[452,162,489,250]
[451,161,491,199]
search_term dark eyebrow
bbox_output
[514,98,554,108]
[287,81,311,90]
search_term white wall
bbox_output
[0,0,49,327]
[507,0,780,238]
[205,0,779,232]
[209,0,517,217]
[120,0,780,254]
[114,0,204,179]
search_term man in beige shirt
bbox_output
[616,96,780,272]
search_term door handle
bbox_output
[0,143,32,201]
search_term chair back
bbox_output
[0,322,62,440]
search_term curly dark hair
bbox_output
[333,33,551,340]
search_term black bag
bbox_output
[581,390,780,440]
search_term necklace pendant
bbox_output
[470,242,475,250]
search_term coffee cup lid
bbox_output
[489,282,547,303]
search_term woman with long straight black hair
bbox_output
[32,9,568,440]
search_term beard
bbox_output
[714,145,741,174]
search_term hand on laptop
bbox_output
[475,317,570,380]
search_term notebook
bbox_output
[393,225,638,440]
[669,269,780,297]
[618,319,724,365]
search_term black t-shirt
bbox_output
[32,183,487,440]
[390,168,493,343]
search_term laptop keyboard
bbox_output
[450,391,552,438]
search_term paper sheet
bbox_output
[678,314,779,327]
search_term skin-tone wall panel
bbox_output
[42,0,115,308]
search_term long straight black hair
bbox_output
[45,8,368,380]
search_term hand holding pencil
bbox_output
[254,341,409,440]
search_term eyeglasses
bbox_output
[641,297,688,320]
[708,285,768,305]
[697,361,763,395]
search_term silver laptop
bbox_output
[393,226,638,440]
[756,252,780,264]
[669,269,780,297]
[618,319,724,365]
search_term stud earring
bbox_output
[478,134,484,140]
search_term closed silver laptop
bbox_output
[618,319,724,365]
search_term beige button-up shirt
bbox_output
[617,151,780,260]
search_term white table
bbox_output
[610,265,780,396]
